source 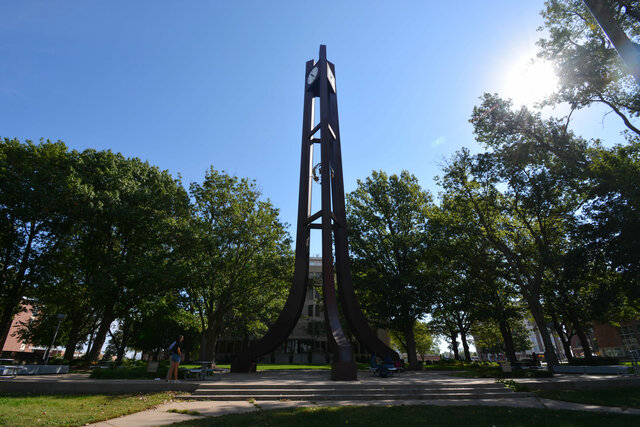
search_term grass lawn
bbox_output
[536,387,640,409]
[255,364,331,370]
[0,392,179,426]
[169,405,640,426]
[89,363,342,379]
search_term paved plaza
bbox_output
[3,369,640,426]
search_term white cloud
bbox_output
[432,136,446,147]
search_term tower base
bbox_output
[331,361,358,381]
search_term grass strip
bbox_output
[168,404,640,426]
[536,387,640,409]
[0,391,179,426]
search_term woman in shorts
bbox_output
[168,335,184,382]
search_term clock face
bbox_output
[327,64,336,92]
[307,67,319,85]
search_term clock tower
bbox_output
[232,45,397,380]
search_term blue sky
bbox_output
[1,1,632,256]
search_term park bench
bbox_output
[369,366,397,377]
[182,365,227,380]
[0,365,27,378]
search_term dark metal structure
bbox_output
[582,0,640,86]
[231,45,398,380]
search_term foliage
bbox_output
[390,321,437,358]
[346,170,435,368]
[471,319,531,355]
[567,356,622,365]
[537,0,640,136]
[89,364,170,379]
[185,167,292,360]
[0,138,76,351]
[127,296,201,359]
[495,378,531,392]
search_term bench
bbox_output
[369,366,397,377]
[0,365,27,378]
[183,367,227,380]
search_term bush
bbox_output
[568,357,620,366]
[89,362,170,379]
[46,357,70,365]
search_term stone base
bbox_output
[230,359,256,373]
[331,361,358,381]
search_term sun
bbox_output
[502,56,559,107]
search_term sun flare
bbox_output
[502,57,558,107]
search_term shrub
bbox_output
[568,357,620,366]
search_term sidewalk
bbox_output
[82,370,640,426]
[89,395,640,426]
[4,370,640,426]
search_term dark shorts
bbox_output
[171,354,181,363]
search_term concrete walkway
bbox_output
[4,370,640,426]
[88,395,640,426]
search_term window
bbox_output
[308,305,313,317]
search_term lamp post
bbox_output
[43,313,66,365]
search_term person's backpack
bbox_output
[165,341,176,358]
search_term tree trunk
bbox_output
[498,319,517,362]
[551,318,573,362]
[450,330,460,360]
[115,320,131,365]
[403,325,420,369]
[574,324,594,359]
[523,293,559,366]
[198,332,207,361]
[459,328,471,361]
[63,313,83,361]
[86,307,114,361]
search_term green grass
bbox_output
[88,363,338,379]
[0,392,179,426]
[438,362,553,378]
[536,387,640,409]
[169,404,640,426]
[255,364,331,371]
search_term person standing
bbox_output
[168,335,184,382]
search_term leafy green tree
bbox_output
[185,167,292,361]
[72,149,190,362]
[0,138,75,351]
[471,319,531,356]
[582,138,640,312]
[538,0,640,135]
[127,296,200,360]
[346,170,435,369]
[390,321,437,361]
[442,93,597,366]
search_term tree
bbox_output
[538,0,640,136]
[390,321,437,361]
[128,296,200,360]
[581,138,640,312]
[72,149,190,362]
[441,93,600,366]
[0,138,75,351]
[471,319,531,357]
[346,170,435,369]
[185,167,292,361]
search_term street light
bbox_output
[43,313,66,365]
